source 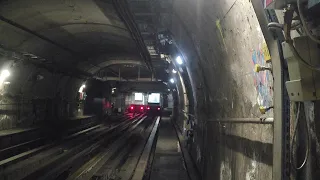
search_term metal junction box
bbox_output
[282,36,320,101]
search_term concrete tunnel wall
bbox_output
[0,56,115,131]
[0,60,115,131]
[169,0,273,179]
[0,0,278,179]
[0,59,87,130]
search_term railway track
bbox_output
[0,114,161,180]
[0,114,142,179]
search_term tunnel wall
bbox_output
[0,59,84,130]
[170,0,273,179]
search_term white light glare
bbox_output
[170,78,175,83]
[1,70,10,78]
[172,69,177,74]
[0,70,10,84]
[176,56,183,65]
[78,84,86,93]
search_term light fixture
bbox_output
[170,78,175,83]
[168,89,170,91]
[172,69,177,74]
[176,56,183,65]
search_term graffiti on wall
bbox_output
[251,42,273,108]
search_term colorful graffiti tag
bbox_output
[251,46,273,108]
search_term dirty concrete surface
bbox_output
[150,117,189,180]
[170,0,273,179]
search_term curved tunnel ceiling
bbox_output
[0,0,148,76]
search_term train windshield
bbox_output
[134,93,143,101]
[148,93,160,103]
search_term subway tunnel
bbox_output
[1,0,320,180]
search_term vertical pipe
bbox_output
[251,1,284,179]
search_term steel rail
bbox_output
[30,115,144,180]
[1,114,141,180]
[66,116,148,180]
[131,116,160,180]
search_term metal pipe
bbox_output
[251,1,285,179]
[180,110,273,124]
[208,117,274,124]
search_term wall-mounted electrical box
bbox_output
[283,36,320,101]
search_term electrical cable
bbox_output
[297,0,320,44]
[290,102,310,170]
[287,41,320,71]
[268,22,284,29]
[111,0,153,71]
[283,8,320,72]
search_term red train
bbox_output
[127,104,162,116]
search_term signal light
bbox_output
[130,106,134,110]
[147,107,150,110]
[140,106,144,110]
[157,107,160,110]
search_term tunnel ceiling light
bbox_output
[170,78,175,83]
[176,56,183,65]
[172,69,177,74]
